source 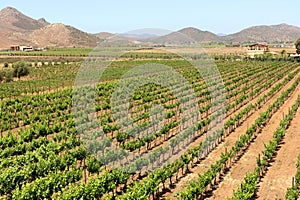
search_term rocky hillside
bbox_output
[223,23,300,43]
[143,24,300,45]
[0,7,99,49]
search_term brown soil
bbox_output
[255,107,300,200]
[162,67,300,199]
[205,76,300,199]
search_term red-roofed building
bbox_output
[247,42,269,58]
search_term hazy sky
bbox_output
[0,0,299,34]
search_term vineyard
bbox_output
[0,49,300,200]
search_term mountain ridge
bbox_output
[0,6,300,49]
[223,23,300,43]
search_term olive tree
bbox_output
[0,71,4,82]
[0,70,13,82]
[12,61,30,79]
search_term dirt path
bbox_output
[206,77,300,199]
[255,107,300,200]
[162,67,300,199]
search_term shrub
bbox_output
[12,61,30,78]
[0,70,14,82]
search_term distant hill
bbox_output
[217,33,227,37]
[178,27,221,43]
[145,27,220,45]
[94,32,115,40]
[152,24,300,45]
[224,23,300,43]
[0,7,99,49]
[143,24,300,45]
[29,23,99,48]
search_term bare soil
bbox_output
[205,76,300,199]
[255,107,300,200]
[162,67,300,199]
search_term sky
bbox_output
[0,0,299,35]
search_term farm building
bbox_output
[247,42,269,58]
[10,45,33,52]
[289,53,300,61]
[10,45,20,51]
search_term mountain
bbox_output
[144,27,220,45]
[94,32,115,40]
[1,6,300,49]
[0,7,99,49]
[29,23,99,47]
[217,33,227,37]
[147,24,300,45]
[178,27,220,43]
[149,24,300,45]
[0,7,49,32]
[119,33,158,39]
[224,23,300,43]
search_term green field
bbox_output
[0,49,300,200]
